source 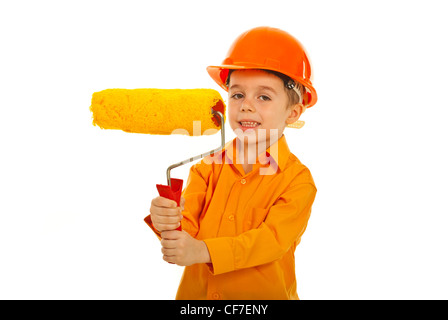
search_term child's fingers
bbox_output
[153,222,181,232]
[161,238,177,249]
[161,247,176,256]
[161,230,182,240]
[152,214,181,224]
[151,196,177,208]
[150,205,180,217]
[161,240,178,264]
[163,255,176,264]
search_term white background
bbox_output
[1,0,447,299]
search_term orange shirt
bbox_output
[148,134,317,300]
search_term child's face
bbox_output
[228,69,301,148]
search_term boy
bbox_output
[146,26,318,300]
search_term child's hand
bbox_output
[160,230,211,266]
[150,196,185,232]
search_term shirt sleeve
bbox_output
[203,178,317,275]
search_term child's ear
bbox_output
[285,103,304,125]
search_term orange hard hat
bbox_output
[207,26,317,108]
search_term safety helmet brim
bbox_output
[207,64,317,109]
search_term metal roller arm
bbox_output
[166,110,225,186]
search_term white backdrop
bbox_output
[1,0,447,299]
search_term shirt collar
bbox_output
[263,134,291,172]
[214,134,291,172]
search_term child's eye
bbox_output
[231,93,244,99]
[259,95,271,101]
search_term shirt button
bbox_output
[228,215,234,221]
[212,292,221,300]
[240,178,247,185]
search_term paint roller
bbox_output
[90,88,226,231]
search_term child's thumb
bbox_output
[180,197,186,210]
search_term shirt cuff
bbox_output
[203,237,234,275]
[143,214,162,240]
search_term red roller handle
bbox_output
[155,178,183,231]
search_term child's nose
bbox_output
[240,98,255,112]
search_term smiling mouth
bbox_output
[239,121,261,128]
